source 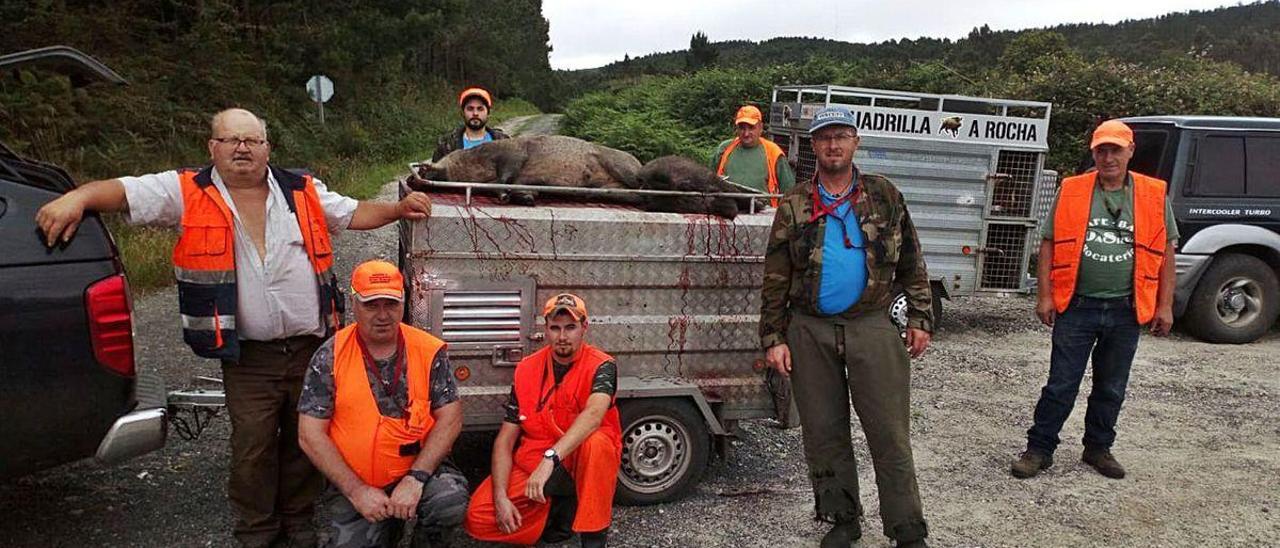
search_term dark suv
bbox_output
[1119,116,1280,343]
[0,46,166,479]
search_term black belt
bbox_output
[241,334,323,354]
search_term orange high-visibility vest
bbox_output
[1050,170,1169,324]
[716,137,786,207]
[511,343,622,473]
[173,166,342,360]
[328,323,445,488]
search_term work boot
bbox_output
[820,520,862,548]
[1082,448,1126,479]
[580,529,608,548]
[1010,450,1053,479]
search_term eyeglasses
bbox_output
[812,132,857,144]
[211,137,269,148]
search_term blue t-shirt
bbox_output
[462,132,493,150]
[816,182,868,315]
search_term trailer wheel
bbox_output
[890,291,943,334]
[615,398,710,506]
[1183,253,1279,344]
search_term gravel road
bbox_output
[3,115,1276,547]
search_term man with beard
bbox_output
[35,108,434,548]
[711,104,795,203]
[432,87,510,162]
[759,106,933,548]
[465,294,620,548]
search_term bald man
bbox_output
[37,108,434,548]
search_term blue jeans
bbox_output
[1026,296,1141,455]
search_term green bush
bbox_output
[563,34,1280,176]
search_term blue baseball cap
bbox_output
[809,106,858,134]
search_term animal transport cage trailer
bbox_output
[769,84,1055,297]
[397,180,785,505]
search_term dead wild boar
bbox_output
[636,155,755,219]
[410,135,643,206]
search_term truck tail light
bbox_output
[85,274,135,377]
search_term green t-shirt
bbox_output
[711,139,796,194]
[1040,176,1180,298]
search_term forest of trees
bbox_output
[561,2,1280,174]
[587,1,1280,78]
[0,0,554,180]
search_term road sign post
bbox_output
[306,75,334,126]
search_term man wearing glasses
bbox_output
[36,108,433,547]
[759,106,933,548]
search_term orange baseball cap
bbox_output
[458,87,492,108]
[734,105,763,126]
[542,293,587,321]
[350,260,404,302]
[1090,119,1134,150]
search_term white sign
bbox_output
[306,75,334,103]
[798,103,1049,149]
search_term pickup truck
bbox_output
[0,46,167,479]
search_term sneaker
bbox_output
[820,520,862,548]
[1010,450,1053,478]
[1082,449,1126,479]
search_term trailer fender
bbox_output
[616,376,725,436]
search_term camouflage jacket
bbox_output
[431,125,509,161]
[759,172,933,349]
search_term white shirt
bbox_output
[121,168,359,341]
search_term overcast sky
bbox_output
[544,0,1242,70]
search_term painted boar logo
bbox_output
[940,116,964,138]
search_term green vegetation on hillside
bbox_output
[1,1,553,184]
[593,1,1280,79]
[1,0,550,290]
[563,10,1280,175]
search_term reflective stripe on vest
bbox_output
[1050,171,1168,324]
[511,343,622,473]
[173,166,342,360]
[329,323,444,488]
[716,137,786,207]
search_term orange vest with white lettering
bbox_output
[716,137,786,207]
[1050,171,1168,323]
[172,166,342,360]
[328,323,445,487]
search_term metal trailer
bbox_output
[769,85,1055,308]
[397,180,784,505]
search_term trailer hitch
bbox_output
[167,376,227,441]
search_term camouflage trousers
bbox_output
[321,465,469,548]
[786,310,928,543]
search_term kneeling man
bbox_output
[299,260,468,547]
[465,294,621,547]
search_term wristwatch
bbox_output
[543,448,561,466]
[407,469,434,485]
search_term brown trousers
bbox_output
[787,311,928,543]
[222,335,325,548]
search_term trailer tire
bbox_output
[615,398,710,506]
[890,291,943,333]
[1182,253,1279,344]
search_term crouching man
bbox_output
[465,294,621,547]
[299,260,468,547]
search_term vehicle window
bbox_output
[1129,130,1168,179]
[1192,135,1245,196]
[1245,136,1280,197]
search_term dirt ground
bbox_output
[3,116,1276,546]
